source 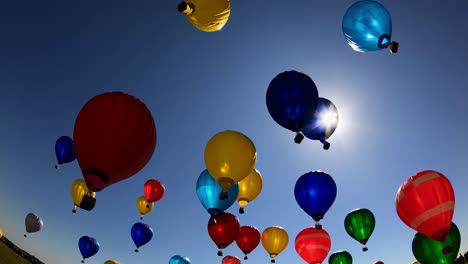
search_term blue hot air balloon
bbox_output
[301,97,339,150]
[169,255,191,264]
[131,222,153,252]
[294,171,337,228]
[266,70,319,144]
[54,136,76,169]
[196,169,239,217]
[78,236,100,263]
[342,0,398,53]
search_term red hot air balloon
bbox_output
[395,170,455,242]
[144,179,165,203]
[222,255,241,264]
[295,227,331,264]
[73,92,156,192]
[236,226,261,260]
[208,212,241,256]
[374,261,384,264]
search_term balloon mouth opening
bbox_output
[217,178,235,190]
[238,199,249,207]
[432,228,450,242]
[378,34,391,49]
[83,167,109,192]
[312,214,323,223]
[208,208,222,217]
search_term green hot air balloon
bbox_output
[412,222,460,264]
[344,208,375,251]
[328,250,353,264]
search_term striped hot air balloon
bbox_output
[295,227,331,264]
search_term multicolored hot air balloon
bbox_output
[204,130,256,199]
[294,171,337,228]
[79,236,100,263]
[70,179,96,213]
[301,97,339,150]
[144,179,165,204]
[169,255,191,264]
[131,222,153,252]
[344,208,375,251]
[328,251,352,264]
[208,212,241,256]
[262,226,289,263]
[73,92,156,192]
[54,135,76,169]
[396,170,455,242]
[295,227,331,264]
[178,0,231,32]
[342,0,398,53]
[236,226,261,260]
[136,196,154,220]
[24,213,43,237]
[222,255,241,264]
[266,70,319,144]
[237,168,263,214]
[412,222,460,264]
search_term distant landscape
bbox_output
[0,236,44,264]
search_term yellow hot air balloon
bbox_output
[0,228,3,238]
[178,0,230,32]
[136,196,154,220]
[237,168,263,214]
[104,261,120,264]
[70,179,96,213]
[262,226,289,263]
[205,130,256,199]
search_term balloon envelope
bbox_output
[144,179,165,203]
[342,0,393,52]
[78,236,100,260]
[70,179,96,212]
[236,226,261,258]
[294,171,337,222]
[344,208,375,249]
[301,98,339,141]
[73,92,156,192]
[136,196,154,218]
[261,226,289,260]
[25,213,43,234]
[55,136,76,165]
[412,222,460,264]
[222,255,241,264]
[104,261,120,264]
[295,227,331,264]
[237,169,263,209]
[169,255,191,264]
[131,222,153,249]
[208,212,241,250]
[196,169,239,217]
[178,0,231,32]
[328,251,352,264]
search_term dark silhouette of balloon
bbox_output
[412,222,460,264]
[236,226,261,260]
[144,179,165,205]
[396,170,455,242]
[24,213,43,237]
[222,255,241,264]
[208,212,241,256]
[197,169,239,217]
[266,70,319,144]
[328,251,352,264]
[342,0,398,53]
[294,171,337,228]
[344,208,375,251]
[301,97,339,150]
[295,227,331,264]
[374,262,384,264]
[73,92,156,192]
[78,236,100,263]
[169,255,191,264]
[54,136,76,169]
[131,222,153,252]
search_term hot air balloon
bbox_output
[144,179,165,205]
[73,92,156,192]
[236,226,261,260]
[301,97,339,150]
[412,222,460,263]
[136,196,154,220]
[79,236,100,263]
[328,251,352,264]
[208,212,241,256]
[24,213,43,237]
[374,262,384,264]
[294,171,337,229]
[70,179,96,213]
[222,255,241,264]
[169,255,191,264]
[396,170,455,242]
[197,169,239,218]
[131,222,153,252]
[204,130,256,199]
[262,226,289,263]
[237,169,263,214]
[344,208,375,251]
[411,262,420,264]
[266,70,319,144]
[178,0,230,32]
[0,228,3,238]
[342,0,398,53]
[55,136,76,169]
[104,261,120,264]
[295,227,331,264]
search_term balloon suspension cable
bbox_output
[362,246,368,252]
[217,250,223,256]
[315,222,322,230]
[319,135,330,150]
[239,207,245,214]
[219,191,228,200]
[442,244,453,255]
[389,41,399,53]
[294,132,304,144]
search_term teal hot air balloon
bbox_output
[328,251,352,264]
[412,222,460,264]
[344,208,375,251]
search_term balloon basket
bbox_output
[239,207,245,214]
[271,259,276,263]
[315,223,322,230]
[140,216,143,220]
[294,132,304,144]
[219,192,228,200]
[217,250,223,256]
[208,218,217,225]
[72,209,77,213]
[135,249,139,253]
[24,234,27,238]
[389,41,399,53]
[55,165,59,169]
[81,260,84,263]
[362,246,368,252]
[244,255,248,260]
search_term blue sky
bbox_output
[0,0,467,263]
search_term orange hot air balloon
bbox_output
[396,170,455,242]
[295,227,331,264]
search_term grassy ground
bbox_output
[0,242,31,264]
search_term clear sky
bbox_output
[0,0,467,263]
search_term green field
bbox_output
[0,241,31,264]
